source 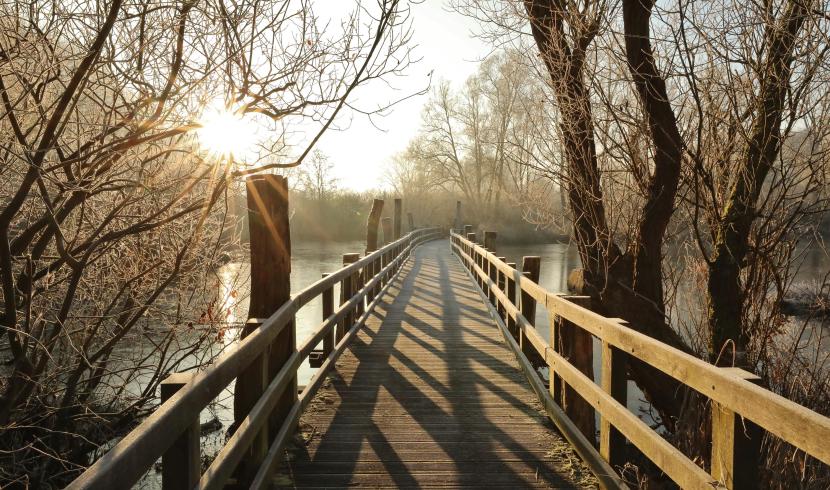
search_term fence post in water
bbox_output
[161,373,199,489]
[711,368,762,489]
[394,198,402,240]
[366,199,384,253]
[238,174,295,469]
[557,295,596,444]
[600,320,629,469]
[340,253,361,340]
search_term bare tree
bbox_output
[0,0,413,485]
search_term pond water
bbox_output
[137,238,830,487]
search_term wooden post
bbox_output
[506,262,518,340]
[161,373,199,490]
[407,212,415,232]
[520,257,541,326]
[496,256,507,317]
[382,217,393,245]
[237,174,294,458]
[454,201,462,231]
[557,295,596,444]
[466,233,476,275]
[394,198,402,240]
[463,224,473,237]
[483,232,497,304]
[520,257,546,372]
[322,273,335,357]
[711,368,762,489]
[340,253,361,340]
[600,322,629,469]
[366,199,384,253]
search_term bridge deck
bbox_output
[276,240,594,488]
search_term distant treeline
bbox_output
[228,186,567,245]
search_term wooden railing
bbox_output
[68,228,442,490]
[450,230,830,490]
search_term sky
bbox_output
[313,1,493,191]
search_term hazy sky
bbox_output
[314,1,492,191]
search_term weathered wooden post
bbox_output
[711,368,762,489]
[340,253,361,339]
[454,200,462,231]
[365,199,384,302]
[394,198,402,240]
[407,212,415,232]
[161,373,199,489]
[600,319,629,468]
[366,199,384,252]
[463,224,473,237]
[557,295,596,444]
[237,174,294,477]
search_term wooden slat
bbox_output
[278,240,597,489]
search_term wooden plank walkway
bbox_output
[276,240,596,488]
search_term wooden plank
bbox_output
[282,240,597,489]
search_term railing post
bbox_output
[600,322,629,469]
[394,198,402,240]
[506,262,518,340]
[712,368,762,489]
[466,233,477,276]
[463,224,473,237]
[556,295,596,444]
[161,373,199,490]
[322,273,335,357]
[238,174,295,469]
[484,231,497,305]
[520,256,546,372]
[340,253,360,340]
[496,256,506,319]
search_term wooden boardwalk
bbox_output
[277,240,594,488]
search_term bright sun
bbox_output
[196,107,259,161]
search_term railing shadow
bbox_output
[283,240,576,487]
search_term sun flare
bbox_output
[196,107,259,161]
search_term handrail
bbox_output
[450,230,830,489]
[69,228,442,490]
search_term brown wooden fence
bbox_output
[68,228,442,490]
[451,229,830,490]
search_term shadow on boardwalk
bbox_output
[277,239,597,488]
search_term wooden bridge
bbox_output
[68,183,830,490]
